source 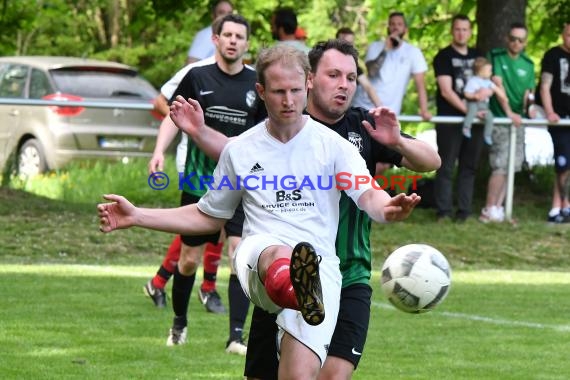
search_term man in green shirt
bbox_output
[479,22,535,223]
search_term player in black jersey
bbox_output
[168,39,440,378]
[148,14,266,353]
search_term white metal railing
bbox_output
[400,115,570,222]
[2,97,570,221]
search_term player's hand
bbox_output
[383,193,421,222]
[148,152,164,175]
[170,96,206,139]
[97,194,137,233]
[362,107,401,147]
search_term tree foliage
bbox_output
[0,0,565,108]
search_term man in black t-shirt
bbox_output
[537,24,570,223]
[433,14,484,222]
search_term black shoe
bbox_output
[143,280,167,308]
[547,209,570,224]
[290,242,325,326]
[198,289,227,314]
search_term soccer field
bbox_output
[1,265,569,379]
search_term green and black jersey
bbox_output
[310,107,406,287]
[170,63,267,197]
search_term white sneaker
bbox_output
[495,206,505,222]
[166,326,187,346]
[225,340,247,355]
[479,206,503,223]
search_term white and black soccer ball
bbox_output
[381,244,451,313]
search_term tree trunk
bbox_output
[476,0,527,54]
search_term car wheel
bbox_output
[18,139,47,177]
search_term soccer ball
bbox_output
[380,244,451,313]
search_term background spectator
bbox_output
[480,23,534,223]
[352,11,431,120]
[432,14,484,222]
[537,23,570,223]
[186,0,234,64]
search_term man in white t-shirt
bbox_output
[352,12,431,120]
[187,0,234,64]
[97,45,420,378]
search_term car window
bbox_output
[0,64,28,98]
[50,69,157,99]
[29,68,53,99]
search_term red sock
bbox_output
[264,258,299,309]
[201,241,223,292]
[152,235,181,289]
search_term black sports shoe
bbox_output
[198,289,227,314]
[290,242,325,326]
[143,279,167,308]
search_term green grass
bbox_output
[1,265,569,379]
[1,158,570,379]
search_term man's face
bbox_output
[214,21,249,63]
[451,19,472,47]
[213,1,233,19]
[506,27,527,55]
[388,15,407,38]
[256,62,307,127]
[307,49,357,123]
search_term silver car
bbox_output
[0,56,162,177]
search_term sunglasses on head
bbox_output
[508,35,525,43]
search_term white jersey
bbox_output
[352,40,427,114]
[197,117,374,260]
[159,56,216,173]
[187,25,215,61]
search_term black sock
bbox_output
[171,266,195,328]
[228,274,250,342]
[157,265,173,281]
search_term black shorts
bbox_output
[243,306,279,380]
[327,283,372,369]
[548,125,570,173]
[179,192,244,246]
[243,283,372,378]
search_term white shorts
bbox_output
[234,234,342,365]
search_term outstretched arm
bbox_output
[357,190,421,223]
[170,95,230,161]
[97,194,226,235]
[362,107,441,172]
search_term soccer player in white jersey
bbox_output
[97,44,420,379]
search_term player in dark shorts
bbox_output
[244,39,439,380]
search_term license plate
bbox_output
[99,137,142,149]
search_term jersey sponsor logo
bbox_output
[204,106,249,126]
[348,132,363,152]
[249,162,264,173]
[276,190,302,202]
[200,90,214,95]
[246,90,257,108]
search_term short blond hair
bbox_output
[255,45,310,86]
